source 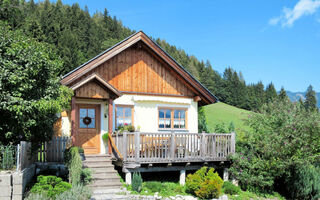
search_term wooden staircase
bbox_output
[83,154,123,199]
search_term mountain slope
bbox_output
[203,102,252,138]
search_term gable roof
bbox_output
[61,31,218,105]
[70,73,122,97]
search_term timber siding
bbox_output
[69,43,195,98]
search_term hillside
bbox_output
[203,102,252,138]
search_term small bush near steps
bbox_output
[222,181,241,195]
[186,167,223,199]
[26,184,91,200]
[29,175,71,198]
[132,172,143,192]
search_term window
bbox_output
[158,108,187,129]
[116,106,133,128]
[79,108,96,128]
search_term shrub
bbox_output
[132,172,143,192]
[143,181,163,193]
[286,164,320,200]
[0,145,16,170]
[30,175,71,198]
[81,168,92,185]
[25,193,49,200]
[186,167,223,199]
[64,146,83,164]
[102,133,109,142]
[66,147,82,185]
[223,181,241,195]
[55,184,92,200]
[229,100,320,193]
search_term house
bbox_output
[59,31,235,184]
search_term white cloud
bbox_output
[269,0,320,27]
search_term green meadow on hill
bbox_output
[203,102,252,139]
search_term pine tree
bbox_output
[278,87,289,101]
[304,85,318,112]
[265,82,277,103]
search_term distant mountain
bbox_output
[286,91,320,108]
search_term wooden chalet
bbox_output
[59,31,235,184]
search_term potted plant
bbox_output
[102,133,109,154]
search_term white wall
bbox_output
[58,94,199,154]
[114,94,198,133]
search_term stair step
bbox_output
[84,157,112,162]
[91,180,122,187]
[90,167,117,173]
[83,163,115,168]
[92,188,123,195]
[93,177,120,182]
[83,160,113,165]
[92,173,119,179]
[85,154,111,158]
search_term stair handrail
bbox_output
[109,132,123,160]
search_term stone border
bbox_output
[0,164,35,200]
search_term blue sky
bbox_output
[60,0,320,92]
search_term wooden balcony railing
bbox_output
[111,132,235,164]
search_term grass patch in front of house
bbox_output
[203,102,252,140]
[227,190,285,200]
[126,181,187,197]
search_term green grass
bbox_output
[126,181,187,197]
[203,102,252,139]
[228,190,285,200]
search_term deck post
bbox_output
[231,132,236,154]
[135,132,140,162]
[223,168,229,181]
[179,170,186,185]
[125,172,132,185]
[170,131,175,161]
[123,132,127,161]
[201,132,206,159]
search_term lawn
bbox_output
[203,102,252,139]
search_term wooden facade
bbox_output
[74,81,110,99]
[68,43,195,98]
[61,31,217,105]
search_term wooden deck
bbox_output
[111,132,235,166]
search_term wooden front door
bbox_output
[76,104,100,154]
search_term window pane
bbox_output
[159,119,164,128]
[174,110,179,118]
[173,119,179,128]
[79,118,86,128]
[124,118,132,125]
[165,110,171,118]
[117,118,124,127]
[87,118,95,128]
[80,109,87,118]
[117,107,123,117]
[124,107,131,117]
[165,119,171,128]
[159,109,164,118]
[180,120,185,128]
[88,109,95,119]
[180,110,185,119]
